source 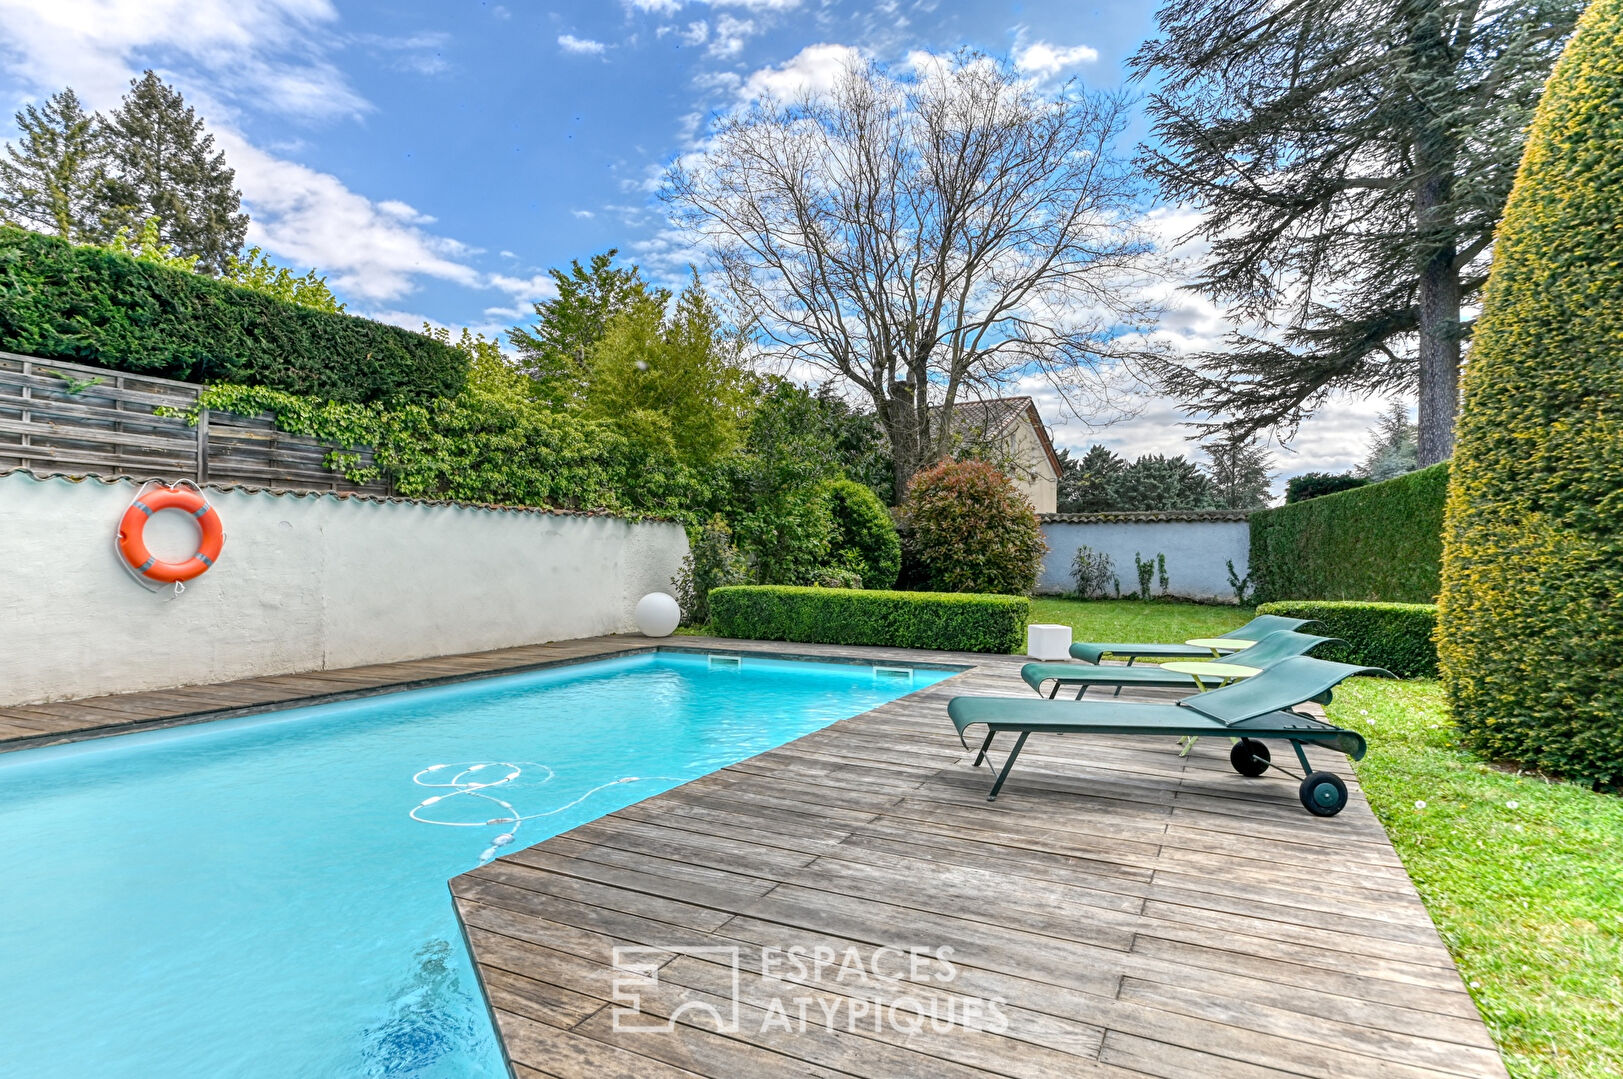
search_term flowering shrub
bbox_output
[901,460,1046,595]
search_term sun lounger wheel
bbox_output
[1229,738,1270,777]
[1299,772,1348,816]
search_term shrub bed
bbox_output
[1249,462,1448,604]
[1256,600,1437,678]
[710,585,1028,653]
[0,226,465,402]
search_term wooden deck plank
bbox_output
[445,642,1506,1079]
[0,634,1507,1077]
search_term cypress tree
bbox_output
[100,71,247,274]
[1438,0,1623,786]
[0,89,107,241]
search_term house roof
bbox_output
[945,396,1063,478]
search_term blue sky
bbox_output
[0,0,1393,476]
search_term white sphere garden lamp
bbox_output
[635,592,681,637]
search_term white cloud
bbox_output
[557,33,608,55]
[680,20,710,46]
[376,199,435,224]
[708,15,756,58]
[0,0,369,121]
[571,209,596,219]
[480,272,558,324]
[1013,40,1099,79]
[352,31,451,77]
[628,0,801,9]
[227,135,481,301]
[486,272,557,302]
[0,0,491,304]
[357,308,438,332]
[738,42,862,103]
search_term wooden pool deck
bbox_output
[0,636,1507,1078]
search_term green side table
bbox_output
[1184,637,1256,658]
[1160,660,1262,691]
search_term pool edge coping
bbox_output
[0,640,977,757]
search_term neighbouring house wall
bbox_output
[0,470,688,706]
[1004,421,1058,514]
[1037,513,1251,601]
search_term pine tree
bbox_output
[1058,444,1128,513]
[1203,438,1273,510]
[100,71,247,274]
[1115,454,1217,512]
[507,249,670,405]
[1359,402,1419,481]
[1132,0,1583,465]
[0,89,107,241]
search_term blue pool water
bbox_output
[0,652,950,1078]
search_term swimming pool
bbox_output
[0,651,952,1078]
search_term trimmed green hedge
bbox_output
[1439,0,1623,786]
[1257,600,1437,678]
[0,226,465,402]
[1250,463,1448,604]
[710,585,1028,653]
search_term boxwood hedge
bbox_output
[1249,463,1448,604]
[0,226,465,402]
[1438,0,1623,786]
[710,585,1028,653]
[1256,600,1437,679]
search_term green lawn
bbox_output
[679,596,1256,643]
[1034,598,1622,1079]
[1326,679,1623,1079]
[1029,597,1254,642]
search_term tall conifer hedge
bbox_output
[1438,0,1623,785]
[0,226,465,402]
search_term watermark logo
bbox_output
[611,946,741,1033]
[609,943,1007,1036]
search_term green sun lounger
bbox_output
[948,655,1387,816]
[1068,614,1319,665]
[1023,630,1343,699]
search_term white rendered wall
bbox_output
[1037,519,1250,601]
[0,471,688,705]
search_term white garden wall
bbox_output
[0,470,688,706]
[1037,512,1251,601]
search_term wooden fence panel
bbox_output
[0,352,392,496]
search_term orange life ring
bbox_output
[117,485,225,584]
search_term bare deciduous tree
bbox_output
[663,52,1158,499]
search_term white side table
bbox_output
[1026,623,1073,660]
